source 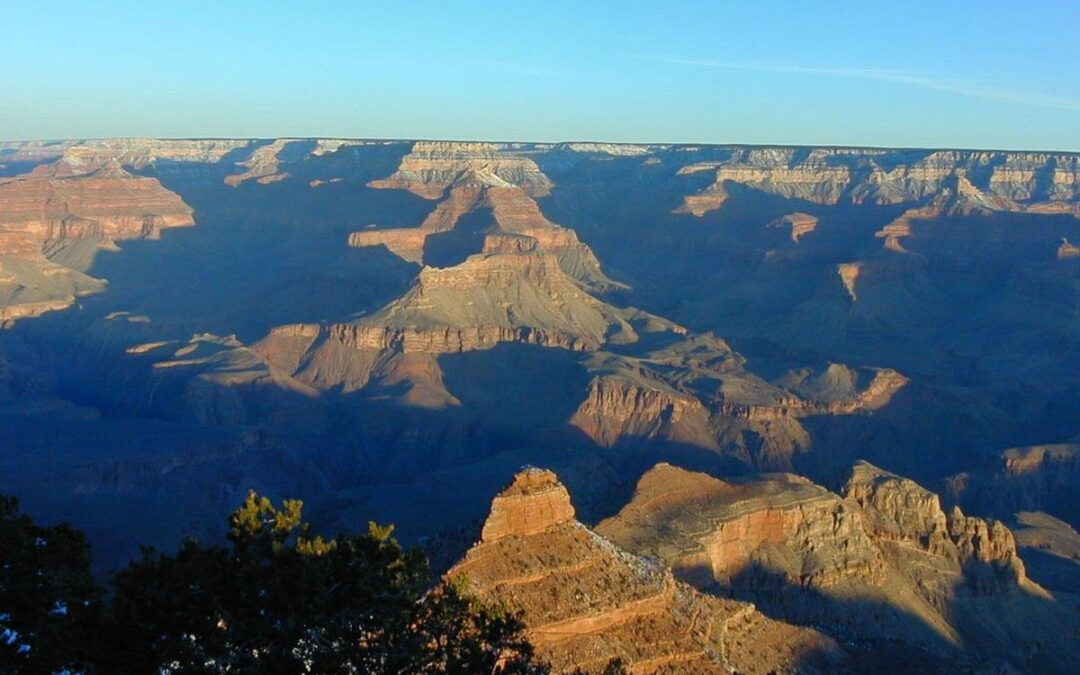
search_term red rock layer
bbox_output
[447,468,842,674]
[0,160,194,256]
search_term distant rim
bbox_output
[3,136,1080,157]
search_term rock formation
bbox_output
[0,159,194,256]
[0,256,105,324]
[1,136,1078,650]
[673,180,729,216]
[0,138,252,168]
[874,174,1080,252]
[768,212,819,243]
[844,461,1036,595]
[677,148,1080,209]
[1058,237,1080,259]
[367,141,553,198]
[946,444,1080,529]
[446,468,842,673]
[599,461,1078,672]
[0,158,194,319]
[353,144,619,291]
[597,463,886,589]
[569,341,907,469]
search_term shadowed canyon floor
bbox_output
[1,138,1079,672]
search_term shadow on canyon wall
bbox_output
[713,559,1073,674]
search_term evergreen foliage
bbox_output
[0,496,102,675]
[0,492,540,674]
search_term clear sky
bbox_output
[4,0,1079,150]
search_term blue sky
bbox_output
[4,1,1079,150]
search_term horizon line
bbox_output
[5,134,1080,157]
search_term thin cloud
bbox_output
[633,54,1080,112]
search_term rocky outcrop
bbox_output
[224,139,296,186]
[845,461,953,554]
[447,468,842,674]
[872,174,1080,252]
[946,444,1080,529]
[678,148,1080,215]
[346,251,642,353]
[0,159,194,256]
[597,464,886,589]
[673,181,729,216]
[367,141,553,198]
[329,322,596,354]
[0,256,105,324]
[0,158,194,318]
[478,468,577,541]
[768,212,819,243]
[354,170,619,290]
[569,352,905,468]
[843,461,1037,596]
[600,461,1075,671]
[1058,238,1080,259]
[570,376,717,450]
[836,263,862,300]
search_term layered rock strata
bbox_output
[768,212,819,243]
[354,147,618,290]
[597,464,886,589]
[677,148,1080,210]
[446,468,842,674]
[598,461,1072,670]
[367,141,553,198]
[0,160,194,256]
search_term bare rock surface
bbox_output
[599,461,1080,672]
[447,468,843,674]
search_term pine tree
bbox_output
[101,491,539,674]
[0,496,102,675]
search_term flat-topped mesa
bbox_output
[479,468,576,542]
[448,467,842,674]
[0,159,194,257]
[367,141,553,198]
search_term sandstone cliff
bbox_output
[0,159,194,256]
[599,461,1077,672]
[570,341,907,470]
[446,468,842,673]
[354,144,619,291]
[597,464,887,590]
[676,147,1080,214]
[368,140,553,198]
[0,158,194,319]
[768,212,819,243]
[946,444,1080,529]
